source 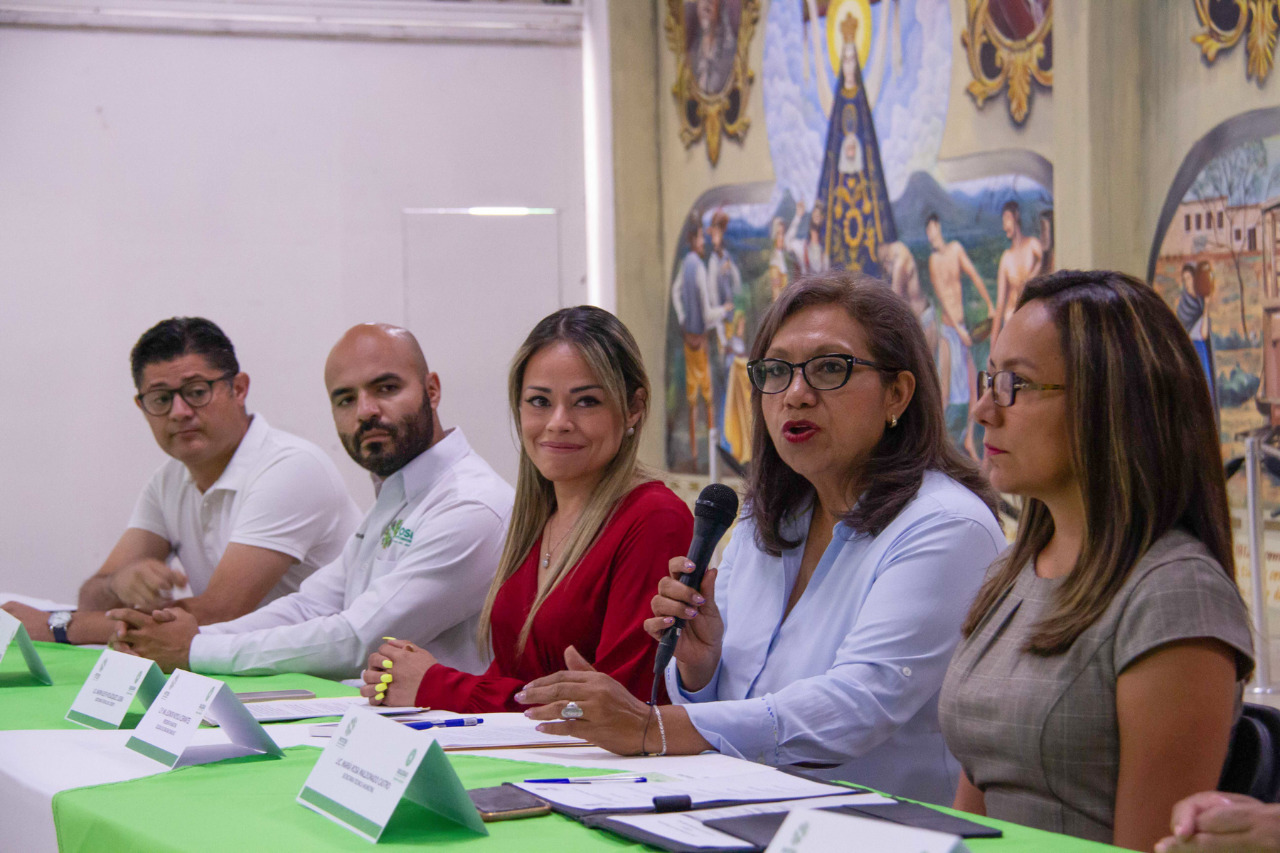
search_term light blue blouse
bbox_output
[666,470,1005,805]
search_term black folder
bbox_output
[705,802,1002,848]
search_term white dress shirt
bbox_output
[667,471,1005,805]
[127,414,360,603]
[189,428,513,680]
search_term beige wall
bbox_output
[608,0,666,467]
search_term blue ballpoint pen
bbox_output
[404,717,483,729]
[523,775,648,784]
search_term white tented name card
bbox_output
[125,669,283,768]
[765,808,972,853]
[0,608,52,685]
[66,649,166,729]
[297,707,488,843]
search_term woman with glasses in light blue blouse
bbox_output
[518,272,1004,805]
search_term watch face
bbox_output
[48,611,72,630]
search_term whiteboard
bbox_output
[402,209,564,485]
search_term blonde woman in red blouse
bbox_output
[359,306,692,711]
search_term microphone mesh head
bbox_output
[694,483,739,525]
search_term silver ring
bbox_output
[560,701,585,720]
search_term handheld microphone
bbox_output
[653,483,740,680]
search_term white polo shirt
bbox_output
[127,415,361,604]
[189,427,513,680]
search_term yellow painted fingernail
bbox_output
[380,673,393,684]
[382,660,393,668]
[382,636,397,641]
[375,682,387,693]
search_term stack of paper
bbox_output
[514,768,851,817]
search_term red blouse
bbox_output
[414,481,694,712]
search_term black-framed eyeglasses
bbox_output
[747,353,890,395]
[136,372,236,416]
[977,370,1066,407]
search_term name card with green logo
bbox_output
[0,608,52,685]
[298,707,488,842]
[125,669,283,768]
[765,809,971,853]
[65,648,166,729]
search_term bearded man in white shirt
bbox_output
[109,323,514,679]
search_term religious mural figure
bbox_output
[689,0,740,94]
[927,212,995,459]
[994,199,1044,342]
[671,218,733,469]
[1177,260,1218,403]
[812,13,898,278]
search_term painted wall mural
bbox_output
[961,0,1052,124]
[1193,0,1279,86]
[1149,110,1280,466]
[665,0,764,164]
[664,0,1054,474]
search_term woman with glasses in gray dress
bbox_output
[939,269,1254,852]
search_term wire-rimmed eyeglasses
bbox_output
[976,370,1066,407]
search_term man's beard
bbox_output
[340,399,435,478]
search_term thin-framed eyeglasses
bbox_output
[136,372,236,416]
[976,370,1065,407]
[747,353,890,395]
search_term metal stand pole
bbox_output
[1246,435,1274,694]
[708,427,720,485]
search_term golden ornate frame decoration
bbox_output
[960,0,1053,125]
[663,0,761,166]
[1193,0,1279,85]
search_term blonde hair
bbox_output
[477,306,651,655]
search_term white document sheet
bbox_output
[308,711,588,749]
[515,768,848,813]
[214,695,423,724]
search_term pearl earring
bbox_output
[626,426,635,436]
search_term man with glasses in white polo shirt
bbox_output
[1,317,360,645]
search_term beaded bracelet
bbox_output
[640,704,668,756]
[652,705,667,756]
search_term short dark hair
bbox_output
[686,217,704,246]
[1001,200,1021,220]
[130,317,239,388]
[925,211,940,227]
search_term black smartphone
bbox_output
[467,785,553,822]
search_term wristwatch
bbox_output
[48,611,73,644]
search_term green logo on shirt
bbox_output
[380,520,414,549]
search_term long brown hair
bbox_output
[745,271,997,554]
[477,306,651,654]
[961,269,1239,655]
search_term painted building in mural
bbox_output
[662,0,1054,474]
[1151,133,1280,452]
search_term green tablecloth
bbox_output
[51,748,1124,852]
[0,642,356,730]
